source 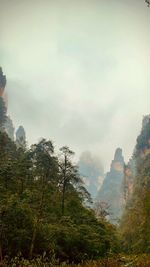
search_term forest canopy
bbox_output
[0,130,119,264]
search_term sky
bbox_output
[0,0,150,171]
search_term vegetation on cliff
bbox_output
[120,116,150,254]
[0,67,149,265]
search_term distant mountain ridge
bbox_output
[97,115,150,223]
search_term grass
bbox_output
[1,254,150,267]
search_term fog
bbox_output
[0,0,150,170]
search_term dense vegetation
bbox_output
[0,129,119,265]
[0,93,150,266]
[120,154,150,253]
[120,118,150,255]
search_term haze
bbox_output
[0,0,150,170]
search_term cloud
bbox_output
[0,0,150,170]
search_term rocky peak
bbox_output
[111,147,124,173]
[124,114,150,204]
[5,116,15,141]
[114,148,124,162]
[16,126,26,148]
[0,67,6,96]
[142,115,150,129]
[96,148,125,223]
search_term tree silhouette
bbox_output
[145,0,150,7]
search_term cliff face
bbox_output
[16,126,26,148]
[124,115,150,203]
[97,148,125,222]
[4,116,15,141]
[120,116,150,253]
[123,157,136,202]
[0,67,6,97]
[0,68,18,142]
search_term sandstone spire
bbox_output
[97,148,125,223]
[0,67,6,96]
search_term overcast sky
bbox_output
[0,0,150,171]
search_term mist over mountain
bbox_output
[0,1,150,264]
[78,151,104,199]
[1,0,150,170]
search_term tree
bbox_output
[28,139,58,258]
[0,133,120,263]
[94,201,110,221]
[145,0,150,7]
[0,132,23,261]
[120,153,150,253]
[59,146,84,216]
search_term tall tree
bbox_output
[28,139,58,258]
[59,146,85,216]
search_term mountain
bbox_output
[120,115,150,253]
[97,148,125,223]
[0,67,26,144]
[124,115,150,203]
[0,67,6,96]
[16,125,26,148]
[4,116,15,141]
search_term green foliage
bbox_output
[0,132,119,264]
[1,197,33,257]
[136,119,150,151]
[120,117,150,254]
[2,254,150,267]
[120,154,150,254]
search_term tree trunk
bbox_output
[29,220,37,259]
[62,184,65,216]
[0,217,3,264]
[61,154,67,216]
[0,243,3,264]
[29,180,45,258]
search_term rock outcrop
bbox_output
[0,68,27,144]
[124,115,150,203]
[0,67,6,96]
[97,148,125,223]
[4,116,15,141]
[16,126,26,148]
